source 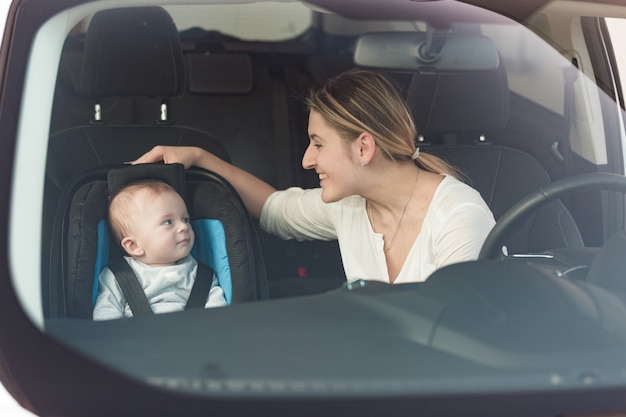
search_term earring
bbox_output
[360,161,367,167]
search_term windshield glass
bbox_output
[8,0,626,407]
[163,2,312,40]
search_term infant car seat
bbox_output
[46,163,268,319]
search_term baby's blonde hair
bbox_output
[108,181,178,245]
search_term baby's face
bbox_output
[129,189,194,266]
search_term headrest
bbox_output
[107,163,187,204]
[407,62,510,135]
[186,53,253,94]
[80,7,184,99]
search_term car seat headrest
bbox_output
[107,163,187,204]
[407,62,510,135]
[80,6,184,99]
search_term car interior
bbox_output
[41,2,619,321]
[1,0,626,414]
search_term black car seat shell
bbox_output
[47,163,268,319]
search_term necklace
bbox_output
[368,168,419,252]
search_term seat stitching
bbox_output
[83,128,103,165]
[488,149,501,207]
[176,127,184,145]
[426,75,441,129]
[556,209,568,247]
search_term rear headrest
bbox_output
[408,62,510,135]
[80,7,184,99]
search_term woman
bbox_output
[134,69,495,284]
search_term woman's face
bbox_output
[302,110,360,203]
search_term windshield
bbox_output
[163,3,312,40]
[5,0,626,411]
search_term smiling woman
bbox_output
[135,68,496,284]
[3,0,626,416]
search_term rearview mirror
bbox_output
[354,32,499,72]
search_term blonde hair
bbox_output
[305,68,458,177]
[108,181,178,244]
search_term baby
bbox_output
[93,180,227,320]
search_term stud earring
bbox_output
[360,161,367,167]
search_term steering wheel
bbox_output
[478,172,626,260]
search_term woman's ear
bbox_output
[356,132,376,165]
[121,237,144,257]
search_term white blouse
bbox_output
[260,175,496,284]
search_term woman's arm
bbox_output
[133,146,276,219]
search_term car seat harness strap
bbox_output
[185,262,215,310]
[109,259,215,316]
[108,259,153,315]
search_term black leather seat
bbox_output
[411,62,584,254]
[43,7,268,318]
[44,8,229,246]
[428,145,584,254]
[46,6,230,189]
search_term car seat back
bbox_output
[409,60,584,253]
[47,6,231,183]
[427,145,584,254]
[44,6,233,298]
[46,163,268,319]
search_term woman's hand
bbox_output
[133,144,276,219]
[133,146,202,169]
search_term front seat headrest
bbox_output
[80,6,184,99]
[407,61,510,135]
